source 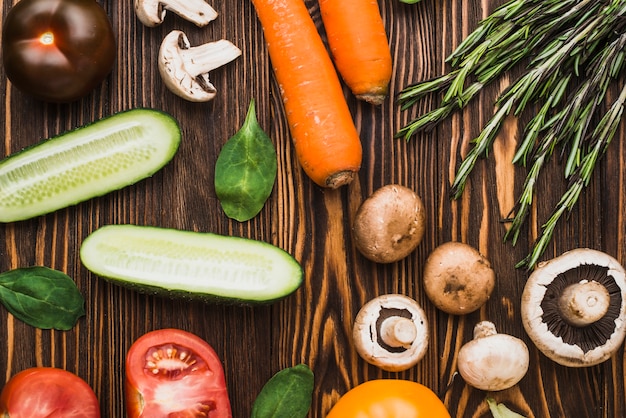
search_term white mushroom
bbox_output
[158,30,242,103]
[135,0,218,27]
[353,294,429,372]
[521,248,626,367]
[457,321,529,391]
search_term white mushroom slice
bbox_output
[158,30,242,103]
[521,248,626,367]
[457,321,529,391]
[353,294,429,372]
[135,0,218,27]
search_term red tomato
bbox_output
[1,0,116,102]
[326,379,450,418]
[0,367,100,417]
[125,328,232,418]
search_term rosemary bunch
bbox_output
[397,0,626,269]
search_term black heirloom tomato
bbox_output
[1,0,116,102]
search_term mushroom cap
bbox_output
[457,321,529,391]
[353,294,429,372]
[521,248,626,367]
[422,241,496,315]
[352,184,426,264]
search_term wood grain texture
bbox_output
[1,0,626,417]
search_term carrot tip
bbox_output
[325,170,358,188]
[356,92,387,106]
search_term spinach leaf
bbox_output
[215,99,277,222]
[0,266,85,330]
[251,364,314,418]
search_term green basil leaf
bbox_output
[215,99,277,222]
[0,266,85,330]
[251,364,314,418]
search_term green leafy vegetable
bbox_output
[0,266,85,330]
[397,0,626,269]
[251,363,314,418]
[215,99,277,222]
[487,397,527,418]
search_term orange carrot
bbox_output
[250,0,362,188]
[318,0,393,105]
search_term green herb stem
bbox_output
[398,0,626,269]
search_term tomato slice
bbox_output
[125,328,232,418]
[0,367,100,417]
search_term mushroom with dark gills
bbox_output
[521,248,626,367]
[352,294,429,372]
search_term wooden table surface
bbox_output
[2,0,625,417]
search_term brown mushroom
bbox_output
[422,242,496,315]
[353,294,429,372]
[457,321,529,391]
[352,184,426,263]
[521,248,626,367]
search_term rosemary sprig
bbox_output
[396,0,603,140]
[398,0,626,269]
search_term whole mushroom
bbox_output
[457,321,529,391]
[521,248,626,367]
[352,184,426,263]
[422,242,496,315]
[158,31,242,102]
[353,294,429,372]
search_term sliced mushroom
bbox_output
[457,321,529,391]
[521,248,626,367]
[135,0,218,27]
[158,30,242,102]
[353,294,429,372]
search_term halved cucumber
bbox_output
[0,108,181,223]
[80,224,304,304]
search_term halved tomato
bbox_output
[125,328,232,418]
[0,367,100,417]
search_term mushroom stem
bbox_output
[379,317,417,349]
[559,280,611,327]
[472,320,498,339]
[179,40,242,78]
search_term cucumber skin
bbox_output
[0,108,181,223]
[80,224,304,305]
